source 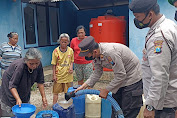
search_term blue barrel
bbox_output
[36,110,59,118]
[101,92,112,118]
[53,103,75,118]
[67,85,85,118]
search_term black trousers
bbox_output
[155,108,176,118]
[111,80,143,118]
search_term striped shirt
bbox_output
[0,42,22,69]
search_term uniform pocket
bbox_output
[130,89,143,109]
[132,89,143,96]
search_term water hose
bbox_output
[65,89,124,118]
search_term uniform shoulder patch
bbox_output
[154,40,163,53]
[107,56,115,66]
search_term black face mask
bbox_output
[175,11,177,21]
[85,56,95,60]
[134,13,151,29]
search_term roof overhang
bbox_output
[21,0,66,3]
[72,0,128,10]
[30,0,64,2]
[22,0,128,10]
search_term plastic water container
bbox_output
[53,102,75,118]
[12,103,36,118]
[85,94,101,118]
[101,92,112,118]
[67,85,85,118]
[58,99,73,109]
[36,110,59,118]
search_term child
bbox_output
[51,33,74,105]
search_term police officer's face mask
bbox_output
[85,56,95,60]
[85,52,95,60]
[175,11,177,21]
[134,13,152,29]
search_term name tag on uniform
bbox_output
[107,56,115,66]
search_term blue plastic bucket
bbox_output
[12,103,36,118]
[53,103,75,118]
[101,92,112,118]
[67,85,85,118]
[36,110,59,118]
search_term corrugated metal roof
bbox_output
[72,0,128,10]
[23,0,128,9]
[29,0,65,2]
[51,0,63,2]
[29,0,48,2]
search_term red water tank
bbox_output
[90,15,126,71]
[90,15,126,44]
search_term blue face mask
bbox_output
[85,56,95,60]
[134,12,151,29]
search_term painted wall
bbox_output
[129,0,176,60]
[0,0,24,53]
[0,0,23,77]
[59,1,78,39]
[77,5,129,45]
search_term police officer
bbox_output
[129,0,177,117]
[75,36,143,118]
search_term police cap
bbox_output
[78,36,97,57]
[129,0,157,13]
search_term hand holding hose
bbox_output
[99,89,109,99]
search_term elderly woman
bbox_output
[0,48,48,117]
[0,32,22,77]
[70,25,93,85]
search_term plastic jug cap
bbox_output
[88,94,100,101]
[91,96,96,100]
